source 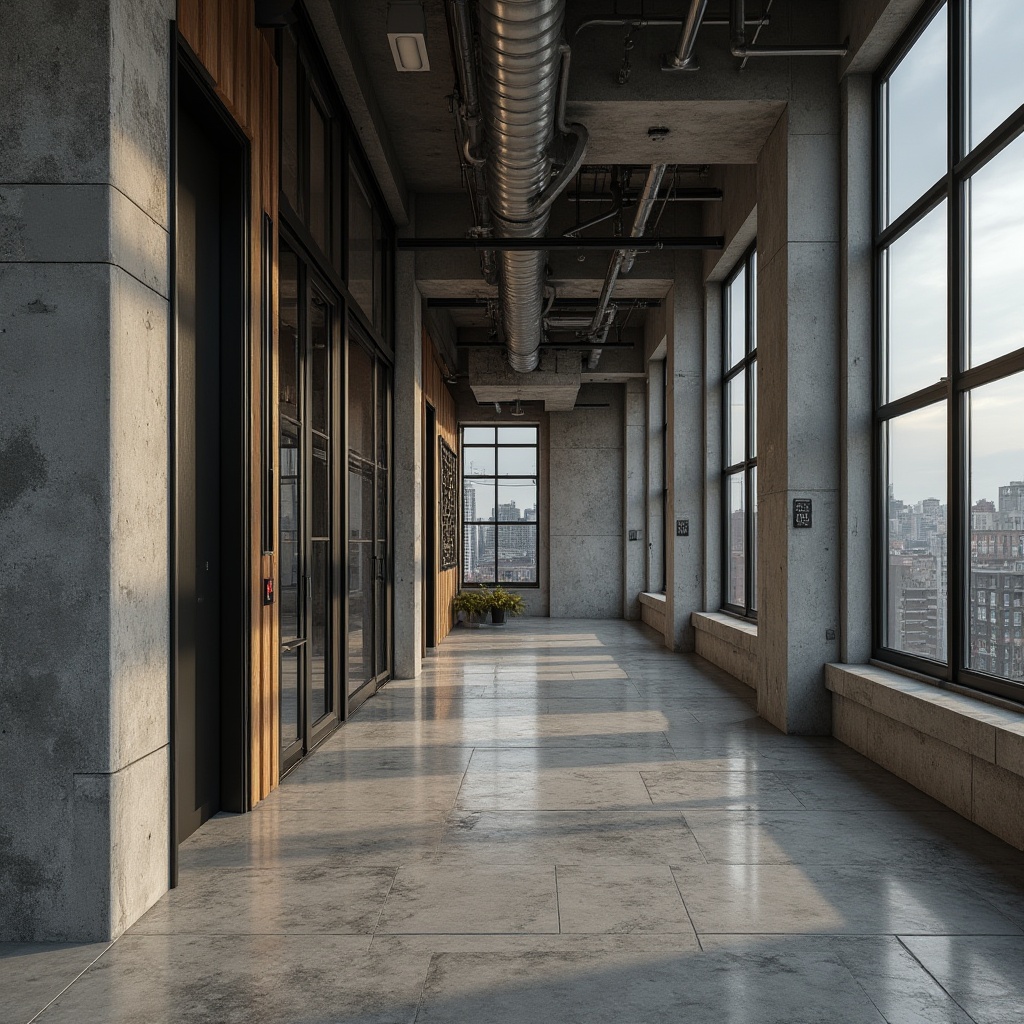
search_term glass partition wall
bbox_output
[276,15,394,769]
[875,0,1024,702]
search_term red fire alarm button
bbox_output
[264,577,275,604]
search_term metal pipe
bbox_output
[397,234,723,250]
[728,0,847,58]
[572,14,767,38]
[663,0,710,71]
[567,187,723,203]
[477,0,587,373]
[586,164,667,368]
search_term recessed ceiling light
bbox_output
[387,2,430,72]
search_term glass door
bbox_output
[347,324,392,703]
[279,242,341,772]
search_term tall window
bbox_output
[462,426,539,586]
[876,0,1024,701]
[723,245,758,618]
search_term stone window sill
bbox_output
[692,611,758,653]
[639,592,667,609]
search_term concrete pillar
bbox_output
[839,75,874,665]
[623,379,646,619]
[0,0,174,940]
[645,354,666,595]
[392,236,422,679]
[756,69,842,734]
[664,254,705,650]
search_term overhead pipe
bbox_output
[446,0,497,284]
[571,14,768,39]
[728,0,847,58]
[662,0,710,71]
[585,164,667,369]
[397,234,722,251]
[477,0,589,373]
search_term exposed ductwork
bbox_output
[585,164,667,369]
[477,0,589,373]
[663,0,710,71]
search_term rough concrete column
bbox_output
[840,75,874,665]
[664,255,705,650]
[0,0,174,940]
[756,71,842,734]
[623,379,646,619]
[645,354,666,595]
[392,235,422,679]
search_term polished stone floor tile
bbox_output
[456,767,653,810]
[672,863,1022,935]
[436,808,705,865]
[554,865,699,936]
[0,942,110,1024]
[778,766,945,811]
[34,935,430,1024]
[414,948,889,1024]
[132,864,397,935]
[640,768,806,810]
[376,864,559,934]
[899,935,1024,1024]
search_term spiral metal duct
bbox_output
[477,0,583,373]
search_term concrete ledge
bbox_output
[639,592,666,635]
[692,612,758,690]
[827,663,1024,851]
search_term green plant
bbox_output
[488,586,525,616]
[453,589,492,618]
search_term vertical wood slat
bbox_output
[423,330,459,644]
[177,0,279,808]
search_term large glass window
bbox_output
[876,0,1024,701]
[462,426,539,586]
[723,245,757,618]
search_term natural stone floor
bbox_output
[6,619,1024,1023]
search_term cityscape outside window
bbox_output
[723,244,758,618]
[877,0,1024,700]
[462,426,539,586]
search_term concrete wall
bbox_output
[0,0,174,941]
[549,385,624,619]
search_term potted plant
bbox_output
[488,586,525,625]
[453,589,491,627]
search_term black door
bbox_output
[174,67,248,846]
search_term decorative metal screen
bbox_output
[440,438,458,570]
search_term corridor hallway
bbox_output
[10,621,1024,1023]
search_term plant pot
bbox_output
[490,607,507,625]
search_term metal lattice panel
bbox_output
[440,438,458,570]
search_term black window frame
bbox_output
[461,425,540,588]
[874,0,1024,704]
[722,242,758,620]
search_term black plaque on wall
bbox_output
[440,438,458,570]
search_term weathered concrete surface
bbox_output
[693,612,759,690]
[623,380,646,619]
[549,385,624,619]
[0,0,174,941]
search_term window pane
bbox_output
[310,292,329,435]
[281,31,300,214]
[968,0,1024,149]
[498,427,537,444]
[309,97,328,252]
[750,250,758,349]
[497,480,536,519]
[498,525,537,584]
[968,371,1024,684]
[727,265,746,369]
[968,133,1024,367]
[750,359,758,458]
[348,338,374,459]
[463,478,495,522]
[279,248,299,421]
[463,446,496,476]
[884,199,947,402]
[750,466,758,611]
[885,4,947,226]
[279,424,300,642]
[726,370,746,467]
[726,471,745,609]
[463,524,496,583]
[348,163,373,319]
[464,427,496,444]
[884,402,948,662]
[498,446,537,476]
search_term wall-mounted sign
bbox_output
[793,499,812,529]
[676,519,689,537]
